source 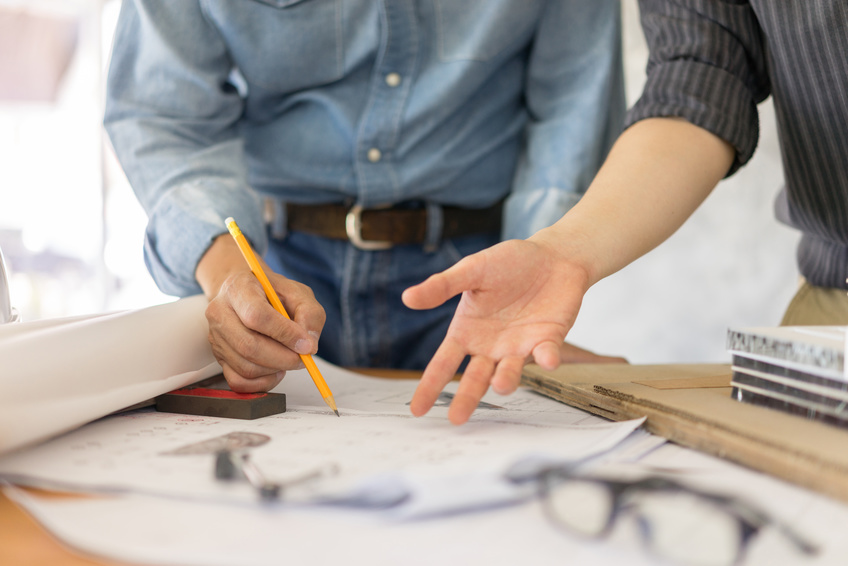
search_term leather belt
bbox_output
[276,201,502,250]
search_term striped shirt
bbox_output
[626,0,848,289]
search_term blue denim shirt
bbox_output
[104,0,624,297]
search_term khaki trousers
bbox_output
[780,279,848,326]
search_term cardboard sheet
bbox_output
[521,363,848,503]
[634,374,730,390]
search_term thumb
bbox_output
[402,254,483,310]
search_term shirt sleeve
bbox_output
[626,0,770,176]
[104,0,265,297]
[503,0,626,241]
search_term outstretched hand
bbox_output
[403,238,621,425]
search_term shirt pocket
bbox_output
[432,0,543,62]
[204,0,343,91]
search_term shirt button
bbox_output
[367,148,382,162]
[385,72,402,87]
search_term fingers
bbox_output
[208,321,304,378]
[409,340,465,417]
[447,356,495,425]
[206,270,325,390]
[220,362,286,394]
[402,253,483,310]
[490,356,525,396]
[274,272,326,348]
[412,349,526,425]
[243,272,324,354]
[531,340,562,370]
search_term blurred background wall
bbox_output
[0,1,800,364]
[0,0,169,320]
[566,3,799,363]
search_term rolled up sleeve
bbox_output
[626,0,771,176]
[104,0,264,296]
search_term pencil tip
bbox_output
[325,395,339,416]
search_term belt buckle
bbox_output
[345,204,393,251]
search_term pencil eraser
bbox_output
[155,388,286,420]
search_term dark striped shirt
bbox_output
[626,0,848,289]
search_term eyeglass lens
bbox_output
[544,476,747,566]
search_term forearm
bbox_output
[106,0,258,296]
[537,117,735,285]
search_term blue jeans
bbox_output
[265,230,499,370]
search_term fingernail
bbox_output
[308,330,320,340]
[295,339,313,355]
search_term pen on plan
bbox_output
[225,217,340,417]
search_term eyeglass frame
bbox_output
[529,466,819,564]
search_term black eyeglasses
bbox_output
[532,468,818,566]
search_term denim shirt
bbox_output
[104,0,625,297]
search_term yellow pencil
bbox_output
[225,217,340,416]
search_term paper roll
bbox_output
[0,295,220,455]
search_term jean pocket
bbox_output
[204,0,343,91]
[432,0,543,62]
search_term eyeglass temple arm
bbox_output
[770,520,819,555]
[728,499,819,556]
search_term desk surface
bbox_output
[4,366,845,566]
[0,490,114,566]
[0,368,419,566]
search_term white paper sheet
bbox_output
[0,361,646,514]
[0,295,221,455]
[4,486,658,566]
[7,441,846,566]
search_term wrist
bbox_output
[195,234,251,299]
[529,223,596,293]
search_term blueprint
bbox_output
[0,361,646,513]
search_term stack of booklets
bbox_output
[727,326,848,428]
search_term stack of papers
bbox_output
[0,361,652,518]
[727,326,848,428]
[0,294,653,520]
